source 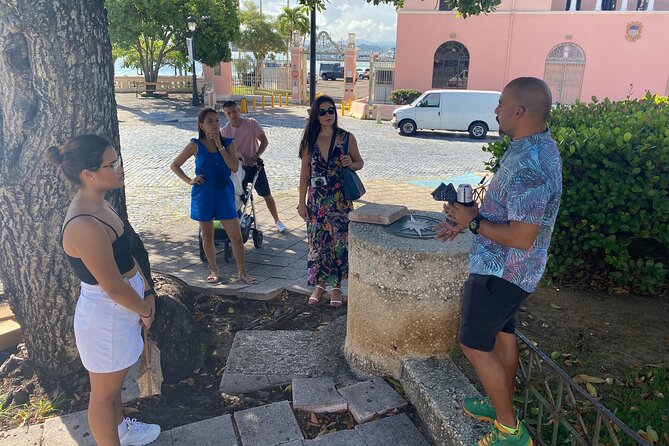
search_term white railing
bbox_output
[114,76,205,94]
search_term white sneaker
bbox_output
[275,220,287,232]
[119,418,161,446]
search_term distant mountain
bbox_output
[356,39,396,52]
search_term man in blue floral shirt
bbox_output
[435,77,562,446]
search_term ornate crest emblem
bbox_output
[625,22,642,42]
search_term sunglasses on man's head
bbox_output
[318,106,336,116]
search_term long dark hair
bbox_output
[298,95,339,158]
[47,134,112,185]
[197,107,218,139]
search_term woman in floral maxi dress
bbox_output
[297,95,364,307]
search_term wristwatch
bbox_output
[469,216,484,234]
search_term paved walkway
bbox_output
[115,93,493,299]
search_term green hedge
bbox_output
[483,94,669,296]
[387,89,423,105]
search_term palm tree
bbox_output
[276,6,310,58]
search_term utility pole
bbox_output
[309,7,316,105]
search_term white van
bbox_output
[391,89,501,139]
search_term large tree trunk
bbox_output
[0,1,151,378]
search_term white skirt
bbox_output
[74,271,145,373]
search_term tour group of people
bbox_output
[51,77,561,446]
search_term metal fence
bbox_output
[368,60,395,104]
[231,54,291,97]
[515,331,652,446]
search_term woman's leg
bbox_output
[200,220,218,281]
[220,218,256,283]
[88,368,129,446]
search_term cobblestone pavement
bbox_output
[117,93,495,236]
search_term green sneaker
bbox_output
[471,420,533,446]
[463,396,496,423]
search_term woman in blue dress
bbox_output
[297,95,364,307]
[171,108,256,284]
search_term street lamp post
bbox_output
[187,15,199,106]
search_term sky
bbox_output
[256,0,398,45]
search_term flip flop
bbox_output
[308,285,326,305]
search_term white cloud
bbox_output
[256,0,397,44]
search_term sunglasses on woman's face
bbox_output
[318,106,336,116]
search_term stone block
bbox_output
[42,410,94,446]
[302,429,366,445]
[292,377,348,413]
[400,357,488,446]
[236,280,285,301]
[354,413,430,446]
[0,319,22,351]
[348,204,409,226]
[0,424,43,446]
[337,378,407,424]
[150,431,174,446]
[234,401,303,446]
[224,331,341,379]
[345,212,471,378]
[171,414,237,446]
[220,373,271,394]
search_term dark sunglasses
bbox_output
[318,106,336,116]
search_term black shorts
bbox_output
[242,165,271,197]
[458,274,530,352]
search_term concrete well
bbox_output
[344,210,472,379]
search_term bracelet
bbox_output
[144,288,155,298]
[140,307,153,318]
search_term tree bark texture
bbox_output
[0,1,150,377]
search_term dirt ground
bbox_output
[1,281,667,438]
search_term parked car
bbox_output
[319,63,344,80]
[363,68,370,80]
[391,89,501,139]
[356,68,365,80]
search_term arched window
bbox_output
[544,43,586,105]
[432,41,469,89]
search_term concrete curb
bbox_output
[401,357,488,446]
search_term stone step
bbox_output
[0,304,15,322]
[337,377,407,424]
[0,319,22,351]
[400,357,488,446]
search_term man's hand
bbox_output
[434,219,466,242]
[444,201,479,228]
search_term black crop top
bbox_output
[61,214,134,285]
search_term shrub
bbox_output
[483,94,669,296]
[387,89,423,105]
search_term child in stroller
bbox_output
[198,158,264,263]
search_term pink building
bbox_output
[394,0,669,104]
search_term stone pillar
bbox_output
[290,43,304,105]
[343,33,357,102]
[620,0,628,10]
[345,211,472,379]
[219,62,233,100]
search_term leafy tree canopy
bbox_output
[107,0,238,80]
[236,1,285,63]
[296,0,500,16]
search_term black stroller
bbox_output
[198,159,264,263]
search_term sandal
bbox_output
[330,287,345,308]
[237,273,257,284]
[308,285,326,305]
[206,272,220,284]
